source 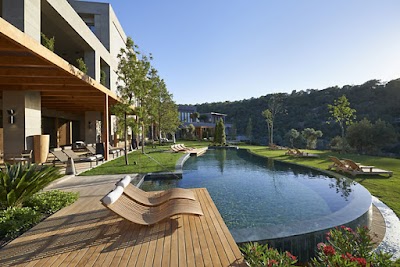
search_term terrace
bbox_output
[0,172,245,266]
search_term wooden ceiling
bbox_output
[0,18,121,115]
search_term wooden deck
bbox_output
[0,174,245,266]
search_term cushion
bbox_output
[101,186,124,205]
[116,175,132,188]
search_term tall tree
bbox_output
[214,118,226,145]
[328,95,356,152]
[285,129,299,148]
[262,95,283,145]
[302,128,323,149]
[115,37,153,161]
[154,79,180,144]
[214,120,221,144]
[219,118,226,145]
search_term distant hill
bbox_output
[193,78,400,147]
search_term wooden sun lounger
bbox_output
[327,156,349,171]
[117,176,196,206]
[101,186,203,225]
[342,159,393,177]
[171,144,186,152]
[294,148,319,158]
[180,144,195,151]
[285,149,296,155]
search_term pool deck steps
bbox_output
[0,174,245,267]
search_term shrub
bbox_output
[0,164,63,209]
[240,242,297,267]
[310,226,394,266]
[24,190,79,214]
[0,207,41,239]
[76,58,88,74]
[41,33,55,52]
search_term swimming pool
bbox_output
[141,148,372,260]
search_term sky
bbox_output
[87,0,400,105]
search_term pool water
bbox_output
[141,148,371,243]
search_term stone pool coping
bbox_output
[373,196,400,260]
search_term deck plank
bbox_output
[182,214,195,267]
[152,221,167,267]
[169,215,179,267]
[196,190,222,266]
[177,213,187,267]
[0,173,245,267]
[161,219,172,267]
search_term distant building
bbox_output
[177,105,231,140]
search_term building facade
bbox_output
[0,0,127,160]
[177,105,231,141]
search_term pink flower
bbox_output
[352,257,367,267]
[341,225,352,232]
[323,245,336,256]
[286,251,297,261]
[317,242,326,250]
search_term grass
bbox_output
[80,146,183,176]
[239,144,400,218]
[79,141,210,176]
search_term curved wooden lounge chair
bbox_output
[171,144,186,152]
[117,176,196,206]
[180,144,194,151]
[285,149,296,155]
[342,159,393,177]
[327,156,348,171]
[101,186,203,225]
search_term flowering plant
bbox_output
[240,242,297,267]
[310,226,393,267]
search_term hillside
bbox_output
[195,79,400,148]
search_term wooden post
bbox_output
[102,95,109,160]
[55,117,59,148]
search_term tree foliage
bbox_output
[246,118,253,143]
[261,95,283,145]
[214,118,226,145]
[154,79,180,143]
[41,33,55,52]
[328,95,356,151]
[302,128,323,149]
[346,118,397,154]
[76,58,87,74]
[195,78,400,152]
[285,129,299,148]
[115,37,179,156]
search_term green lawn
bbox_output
[239,144,400,218]
[80,146,183,176]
